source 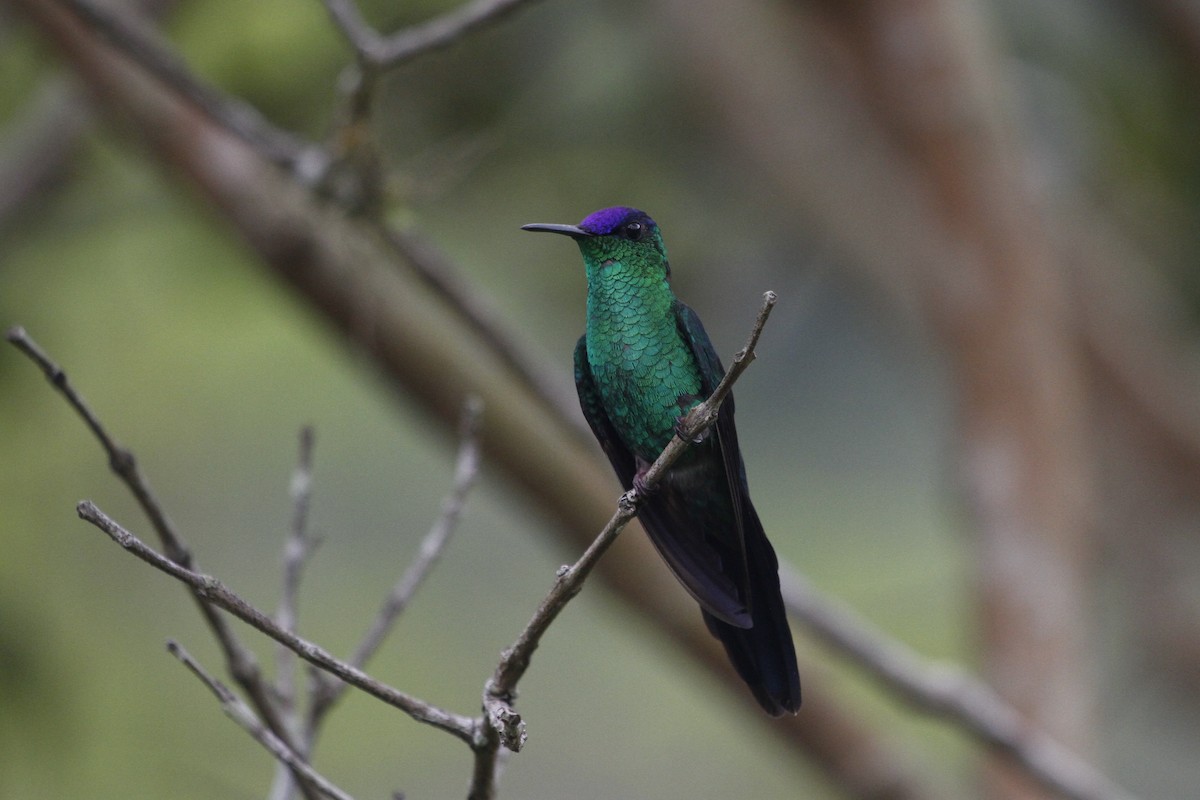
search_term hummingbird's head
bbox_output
[522,206,670,279]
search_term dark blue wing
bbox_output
[675,301,753,601]
[676,301,802,715]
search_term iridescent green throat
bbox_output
[580,244,702,461]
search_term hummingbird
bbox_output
[522,206,801,715]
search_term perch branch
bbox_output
[469,292,776,797]
[490,290,775,709]
[76,500,479,745]
[168,641,355,800]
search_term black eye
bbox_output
[623,221,645,241]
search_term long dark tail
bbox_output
[702,504,801,716]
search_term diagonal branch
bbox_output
[6,326,178,550]
[469,293,776,797]
[168,641,355,800]
[76,499,479,745]
[20,0,577,435]
[489,290,775,711]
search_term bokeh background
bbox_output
[2,1,1198,799]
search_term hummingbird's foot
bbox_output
[632,458,659,496]
[674,414,710,445]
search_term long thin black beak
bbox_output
[521,222,592,239]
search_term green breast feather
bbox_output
[584,257,701,460]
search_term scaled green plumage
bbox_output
[581,222,702,460]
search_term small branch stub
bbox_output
[486,697,526,752]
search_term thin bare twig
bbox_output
[307,398,483,735]
[6,326,178,550]
[76,499,479,745]
[168,641,355,800]
[349,397,482,669]
[268,426,320,800]
[321,0,542,69]
[266,402,481,800]
[374,0,542,67]
[320,0,381,55]
[779,566,1138,800]
[276,425,319,706]
[469,292,777,798]
[316,0,542,214]
[4,326,314,795]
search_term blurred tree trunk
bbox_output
[664,1,1100,797]
[822,6,1096,799]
